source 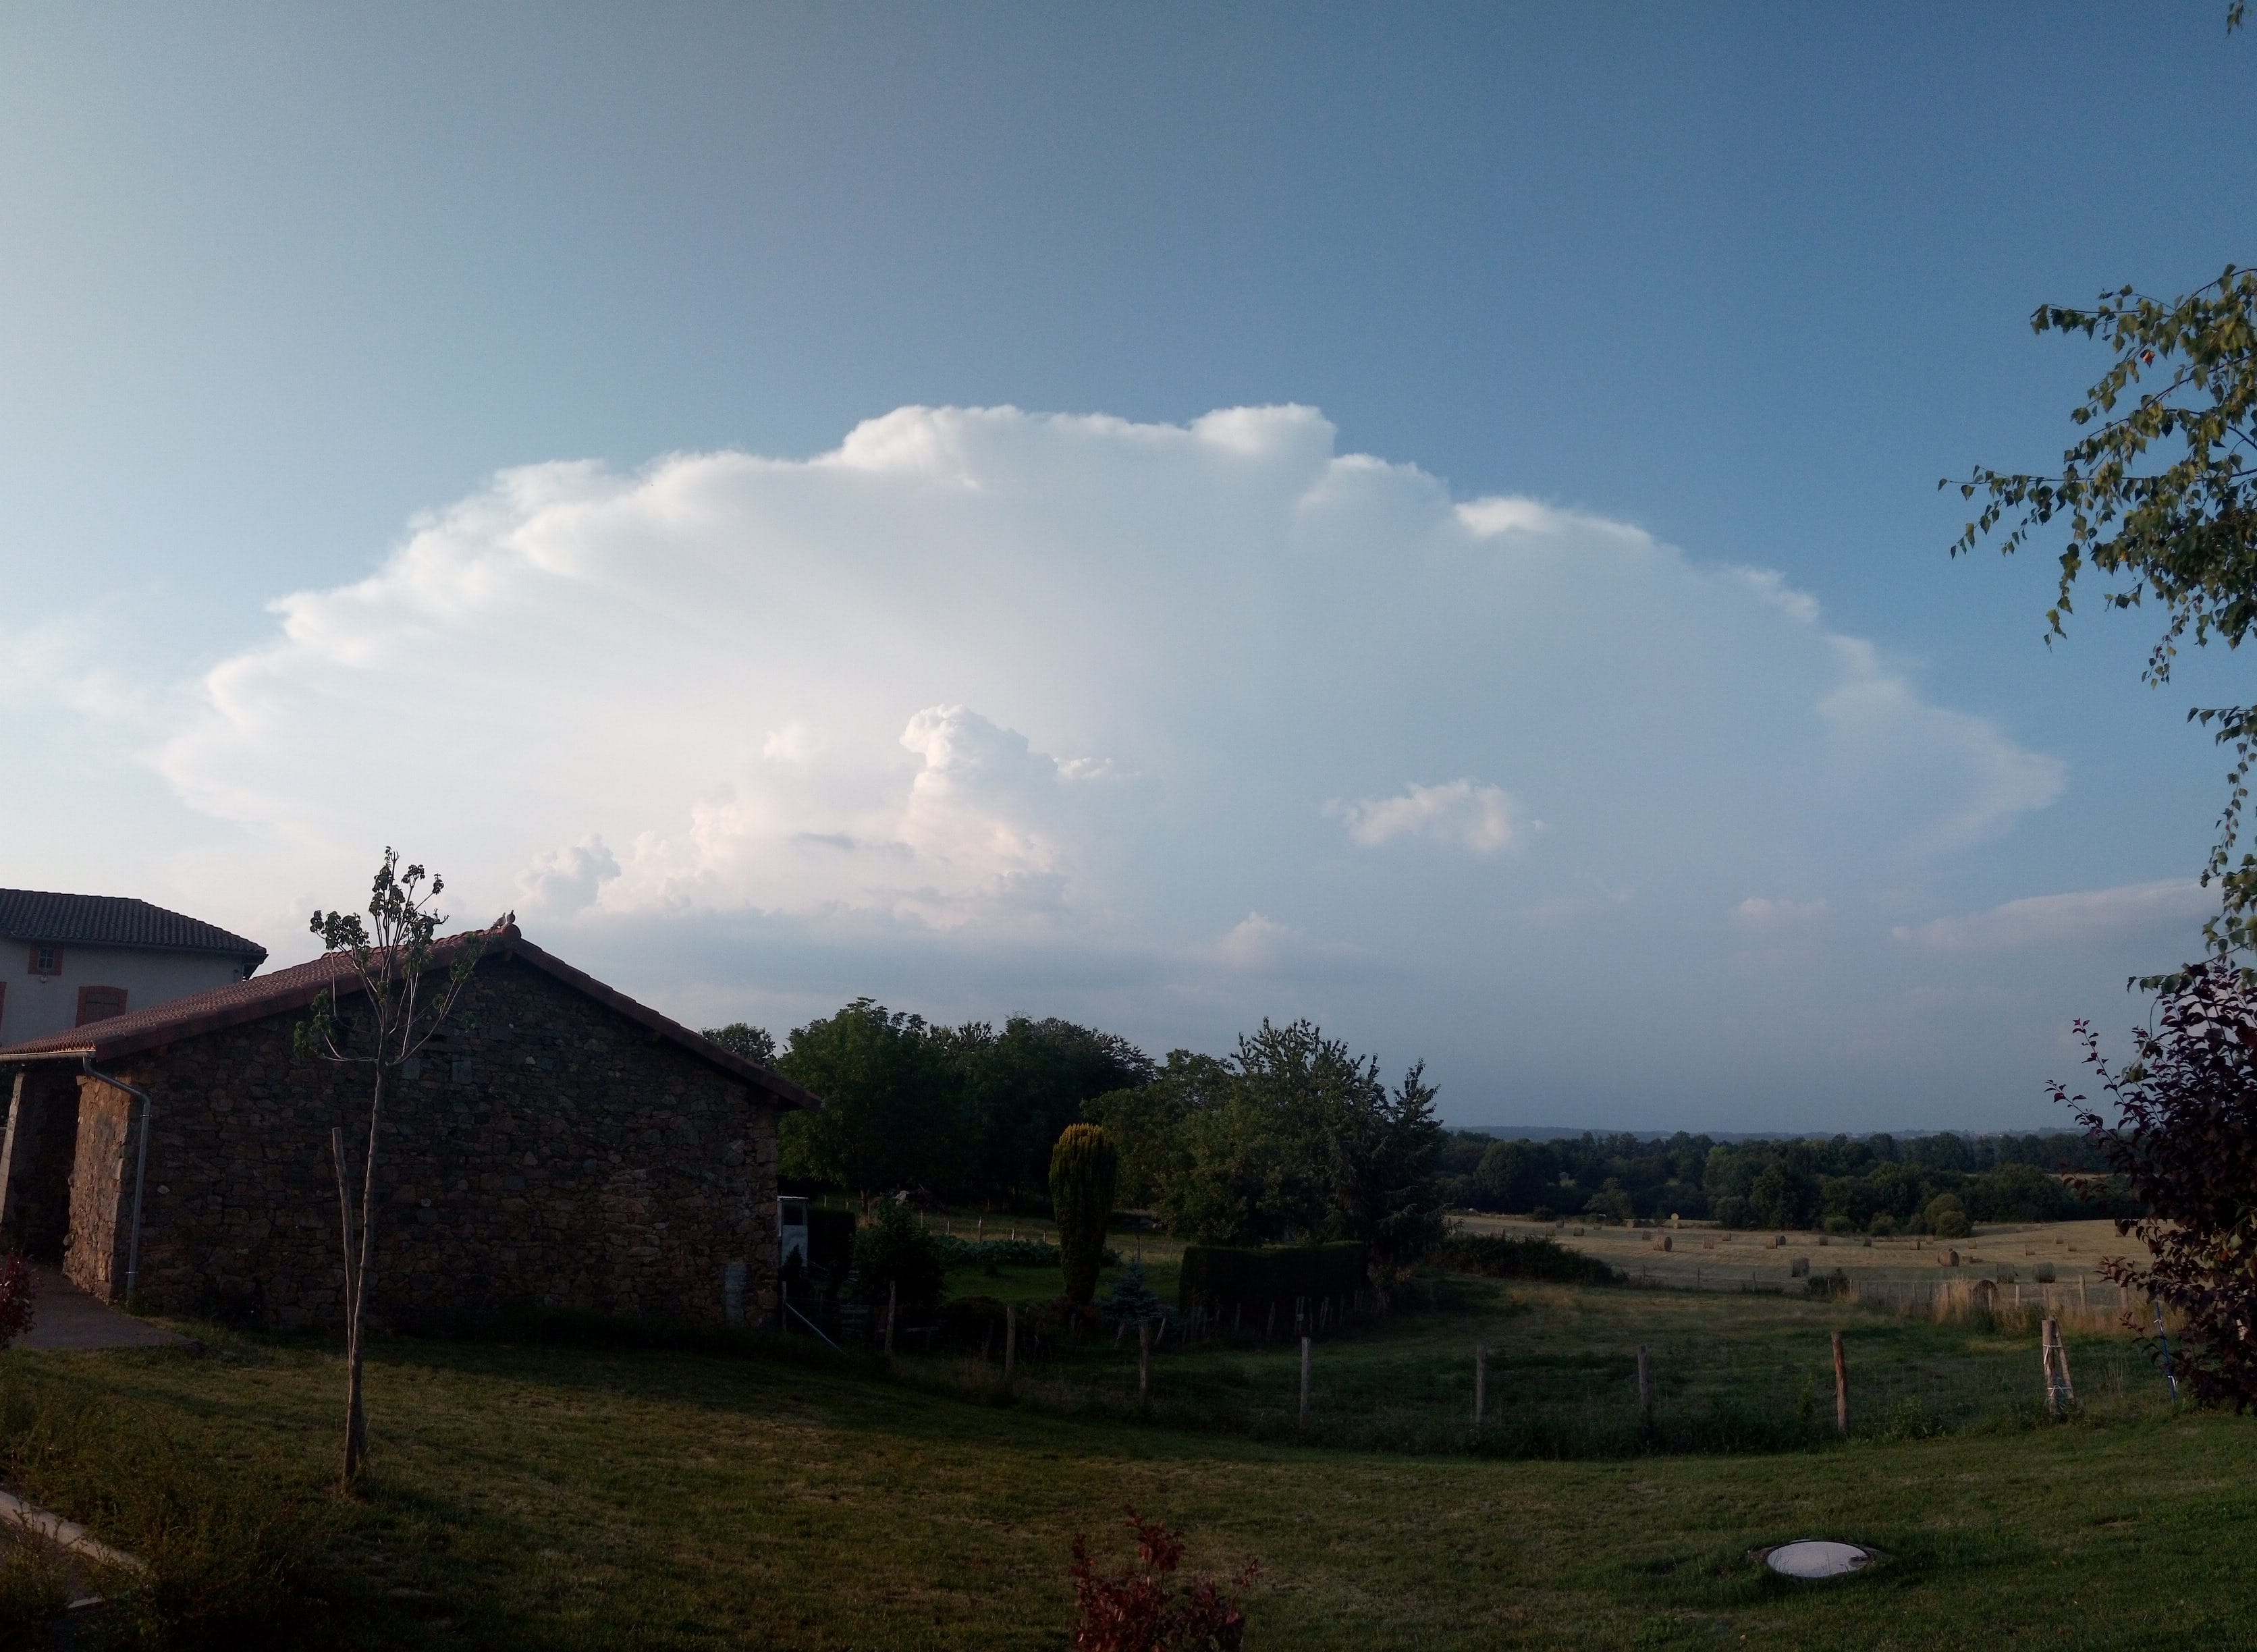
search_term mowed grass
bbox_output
[0,1282,2249,1650]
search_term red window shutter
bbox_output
[75,986,128,1026]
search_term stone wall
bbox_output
[80,956,782,1328]
[64,1078,130,1299]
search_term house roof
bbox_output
[0,889,267,968]
[0,922,818,1110]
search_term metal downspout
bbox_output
[80,1057,154,1302]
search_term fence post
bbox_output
[2042,1315,2061,1416]
[1831,1331,1848,1435]
[884,1279,897,1358]
[1138,1319,1151,1414]
[1635,1344,1652,1423]
[2153,1300,2180,1402]
[1473,1342,1488,1433]
[1004,1303,1017,1387]
[2053,1317,2075,1405]
[1299,1336,1312,1429]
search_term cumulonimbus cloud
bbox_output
[137,403,2089,1115]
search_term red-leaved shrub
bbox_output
[0,1255,36,1349]
[2058,958,2257,1408]
[1069,1507,1255,1652]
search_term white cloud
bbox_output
[1893,880,2210,952]
[92,402,2097,1120]
[1328,780,1529,853]
[1732,896,1831,934]
[517,837,621,912]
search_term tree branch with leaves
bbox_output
[1951,262,2257,978]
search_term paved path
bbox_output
[16,1267,186,1351]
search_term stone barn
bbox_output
[0,922,817,1329]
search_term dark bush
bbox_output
[935,1294,1009,1348]
[0,1257,34,1350]
[806,1207,858,1271]
[852,1198,947,1312]
[1176,1242,1367,1315]
[1429,1231,1621,1286]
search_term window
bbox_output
[75,985,127,1026]
[26,945,59,976]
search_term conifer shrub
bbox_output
[1051,1124,1120,1306]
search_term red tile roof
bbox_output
[0,889,266,967]
[0,923,816,1109]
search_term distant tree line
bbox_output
[1436,1128,2132,1233]
[705,1004,1446,1268]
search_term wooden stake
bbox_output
[1636,1344,1652,1423]
[1138,1319,1151,1412]
[1473,1343,1488,1431]
[1004,1302,1016,1385]
[883,1279,897,1358]
[2042,1315,2061,1416]
[1831,1331,1848,1435]
[1299,1336,1312,1429]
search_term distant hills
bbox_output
[1451,1124,2084,1143]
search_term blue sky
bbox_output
[3,3,2252,1130]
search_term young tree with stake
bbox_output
[296,850,491,1485]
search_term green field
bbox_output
[0,1240,2244,1650]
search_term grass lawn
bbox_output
[0,1272,2247,1649]
[940,1255,2169,1454]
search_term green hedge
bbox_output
[1429,1232,1621,1286]
[1177,1242,1367,1314]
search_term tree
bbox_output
[297,850,488,1485]
[956,1017,1152,1205]
[700,1022,776,1066]
[1323,1059,1446,1267]
[774,999,967,1201]
[1085,1051,1230,1209]
[1153,1020,1444,1258]
[2057,959,2257,1408]
[1157,1023,1342,1246]
[1050,1123,1120,1305]
[1951,254,2257,972]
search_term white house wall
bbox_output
[0,945,255,1045]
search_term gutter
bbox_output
[78,1058,154,1302]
